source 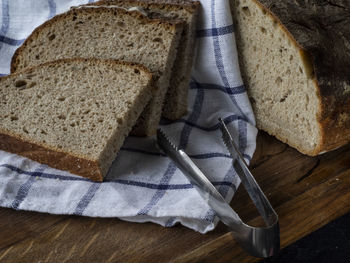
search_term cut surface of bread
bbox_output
[231,0,350,155]
[93,0,200,120]
[11,6,183,136]
[0,58,153,181]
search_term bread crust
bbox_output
[0,131,104,181]
[245,0,350,155]
[10,6,183,73]
[92,0,200,14]
[7,57,153,82]
[1,57,153,181]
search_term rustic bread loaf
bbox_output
[231,0,350,155]
[11,6,183,136]
[0,58,153,181]
[92,0,200,120]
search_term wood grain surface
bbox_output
[0,131,349,262]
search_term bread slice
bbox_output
[11,6,183,136]
[92,0,200,119]
[231,0,350,156]
[0,58,153,181]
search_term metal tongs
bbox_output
[157,118,280,258]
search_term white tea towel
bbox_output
[0,0,257,233]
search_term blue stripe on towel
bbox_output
[0,164,236,191]
[160,114,248,131]
[74,183,101,215]
[0,35,25,46]
[190,82,246,95]
[11,165,45,210]
[48,0,56,19]
[197,24,234,38]
[0,0,9,51]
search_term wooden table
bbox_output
[0,132,349,262]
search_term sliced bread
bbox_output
[231,0,350,155]
[0,58,153,181]
[11,6,183,136]
[92,0,200,119]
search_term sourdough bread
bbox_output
[231,0,350,155]
[11,6,183,136]
[92,0,200,120]
[1,58,153,181]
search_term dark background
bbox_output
[261,212,350,263]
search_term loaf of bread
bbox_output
[92,0,200,120]
[11,6,183,136]
[231,0,350,155]
[0,58,153,181]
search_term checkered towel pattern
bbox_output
[0,0,257,233]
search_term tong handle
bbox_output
[219,118,278,225]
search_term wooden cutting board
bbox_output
[0,131,349,262]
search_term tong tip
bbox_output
[218,118,236,155]
[157,128,179,152]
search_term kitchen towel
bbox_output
[0,0,257,233]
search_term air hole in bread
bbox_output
[41,130,47,135]
[10,116,18,121]
[58,114,66,120]
[280,92,290,102]
[127,43,134,47]
[242,6,251,16]
[299,67,303,74]
[63,127,67,132]
[134,69,140,74]
[275,77,283,84]
[58,97,66,102]
[117,21,125,27]
[260,27,267,34]
[14,80,27,88]
[70,122,76,127]
[48,34,56,41]
[23,127,29,134]
[153,37,162,43]
[98,118,103,123]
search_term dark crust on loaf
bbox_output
[10,6,183,73]
[93,0,200,13]
[250,0,350,155]
[1,57,153,181]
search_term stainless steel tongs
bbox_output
[157,118,280,258]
